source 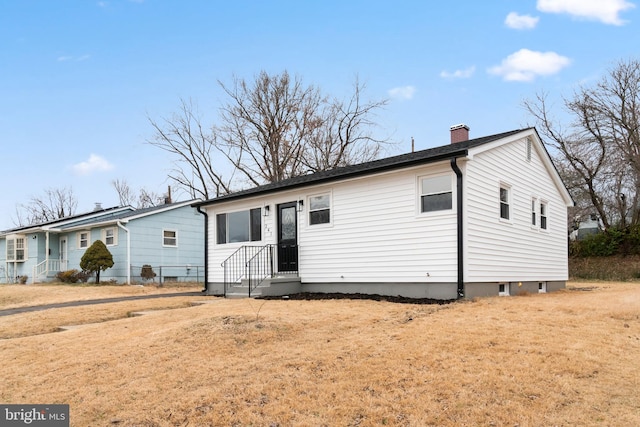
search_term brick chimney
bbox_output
[450,124,469,144]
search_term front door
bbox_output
[277,202,298,272]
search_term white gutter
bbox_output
[117,221,131,284]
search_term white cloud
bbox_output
[488,49,571,82]
[57,54,91,62]
[72,154,114,175]
[537,0,635,25]
[440,66,476,79]
[505,12,540,29]
[388,86,416,100]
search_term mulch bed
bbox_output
[258,292,455,305]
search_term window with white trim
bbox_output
[216,208,262,244]
[538,282,547,293]
[309,194,330,225]
[6,235,27,262]
[78,231,89,249]
[163,230,177,247]
[498,283,509,296]
[420,175,453,213]
[102,227,117,246]
[499,185,510,220]
[540,201,548,230]
[531,198,537,226]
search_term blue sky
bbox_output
[0,0,638,229]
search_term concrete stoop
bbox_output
[225,276,302,299]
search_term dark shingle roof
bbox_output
[193,128,528,207]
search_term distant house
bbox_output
[570,213,603,241]
[0,201,204,284]
[193,125,574,299]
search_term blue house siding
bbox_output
[1,202,203,284]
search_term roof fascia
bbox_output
[194,149,469,207]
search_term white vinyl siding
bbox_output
[465,135,569,283]
[204,162,458,285]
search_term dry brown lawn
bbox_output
[0,281,639,426]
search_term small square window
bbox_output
[421,175,453,213]
[309,194,330,225]
[538,282,547,293]
[163,230,177,246]
[498,283,509,296]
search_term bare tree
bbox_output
[303,78,388,172]
[148,71,389,198]
[524,59,640,229]
[14,187,78,226]
[112,179,166,208]
[147,99,233,199]
[217,70,325,185]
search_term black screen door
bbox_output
[277,202,298,272]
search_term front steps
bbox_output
[225,276,302,298]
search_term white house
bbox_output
[193,125,574,299]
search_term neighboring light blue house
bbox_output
[0,200,204,284]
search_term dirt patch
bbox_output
[258,292,455,305]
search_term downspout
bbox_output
[450,158,464,299]
[196,206,209,293]
[116,221,131,284]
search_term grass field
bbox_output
[0,281,639,426]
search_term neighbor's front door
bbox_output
[60,238,68,270]
[277,202,298,272]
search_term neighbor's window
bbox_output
[540,202,548,230]
[309,194,330,225]
[499,185,510,220]
[6,235,27,262]
[163,230,177,247]
[421,175,452,213]
[103,227,117,246]
[216,208,261,244]
[78,231,89,249]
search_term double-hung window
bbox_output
[216,208,262,244]
[6,235,27,262]
[78,232,89,249]
[540,202,548,230]
[499,185,510,220]
[163,230,177,247]
[420,175,452,213]
[309,194,330,225]
[103,228,117,246]
[531,198,537,226]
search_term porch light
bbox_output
[263,205,270,216]
[297,200,304,212]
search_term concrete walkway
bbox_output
[0,291,205,317]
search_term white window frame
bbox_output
[6,235,27,262]
[102,227,117,246]
[531,197,537,227]
[419,174,454,214]
[163,229,178,247]
[540,201,548,230]
[538,282,547,293]
[308,193,331,226]
[77,231,89,249]
[499,183,511,222]
[498,283,510,296]
[216,208,262,244]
